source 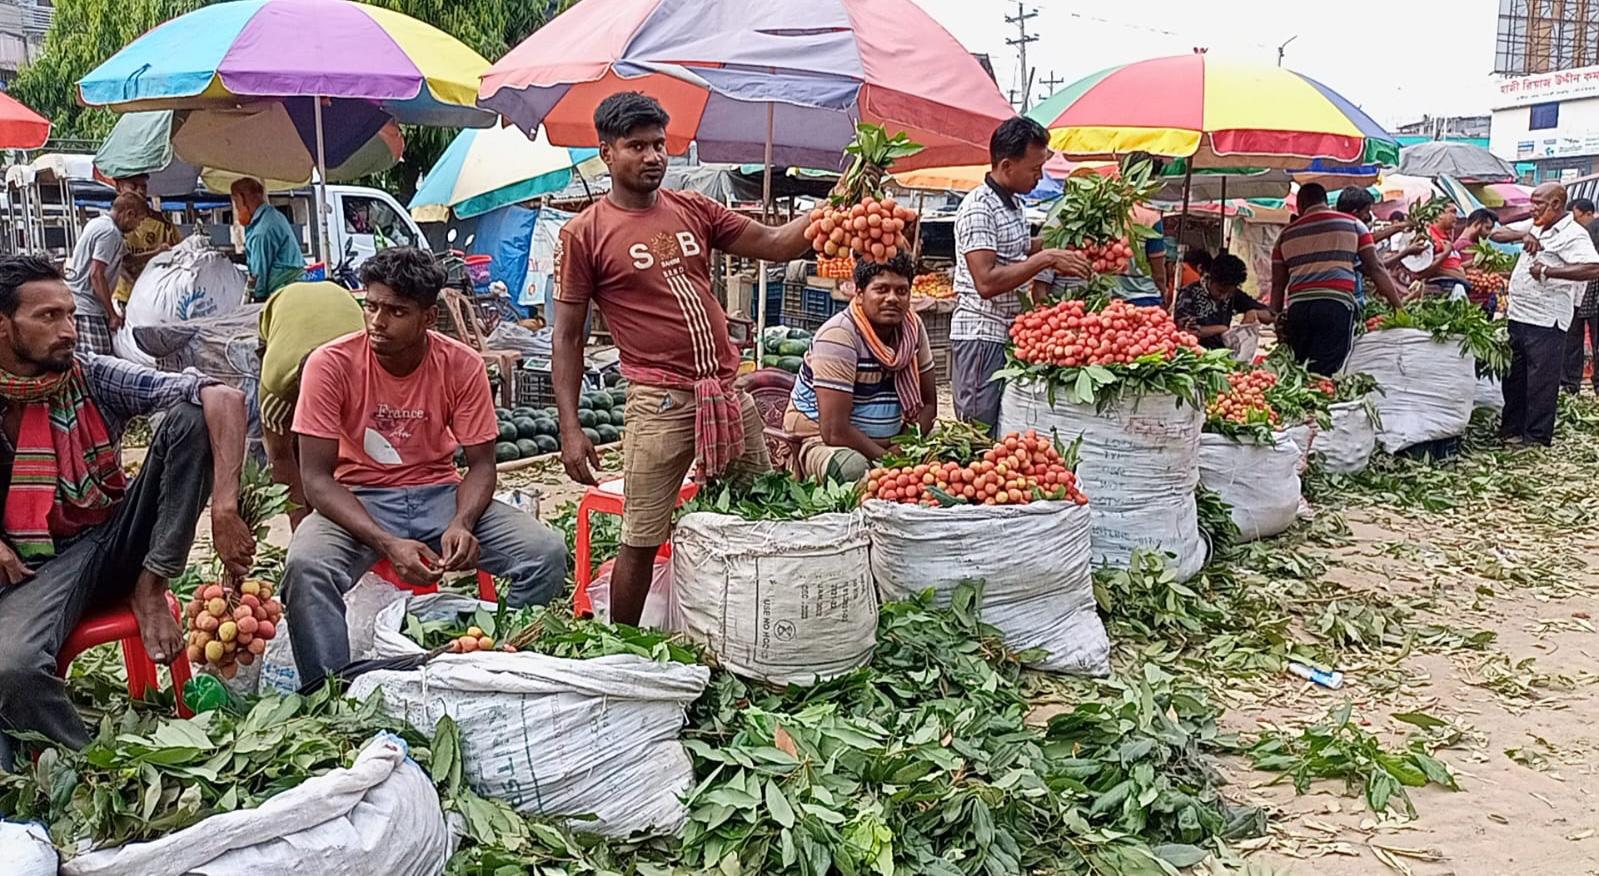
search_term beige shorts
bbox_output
[620,385,770,547]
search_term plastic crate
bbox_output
[803,286,847,322]
[780,282,806,322]
[514,365,556,408]
[920,307,954,383]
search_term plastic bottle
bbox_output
[1287,662,1345,689]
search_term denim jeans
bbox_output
[0,402,214,749]
[281,483,567,683]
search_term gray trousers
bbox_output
[282,484,567,683]
[952,339,1007,434]
[0,402,214,750]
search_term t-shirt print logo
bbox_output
[367,402,426,466]
[628,231,703,270]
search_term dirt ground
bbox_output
[1218,509,1599,876]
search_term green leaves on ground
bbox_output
[1247,702,1458,817]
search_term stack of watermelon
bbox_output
[762,328,813,374]
[491,385,629,463]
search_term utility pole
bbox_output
[1006,1,1039,111]
[1276,35,1298,67]
[1038,69,1065,104]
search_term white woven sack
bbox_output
[117,236,246,365]
[671,511,877,686]
[1344,329,1475,453]
[1197,433,1302,541]
[999,380,1206,580]
[1316,401,1379,475]
[863,500,1108,675]
[1475,375,1504,411]
[64,734,448,876]
[351,593,710,838]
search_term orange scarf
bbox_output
[849,298,925,420]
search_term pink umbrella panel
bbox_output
[477,0,1016,171]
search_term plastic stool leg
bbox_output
[169,657,194,718]
[475,570,498,602]
[121,637,150,700]
[575,503,593,613]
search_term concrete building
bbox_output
[0,0,50,87]
[1490,64,1599,182]
[1397,115,1493,140]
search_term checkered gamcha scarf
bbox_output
[0,364,125,558]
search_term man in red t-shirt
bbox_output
[282,247,566,682]
[554,92,812,626]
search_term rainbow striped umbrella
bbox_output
[1028,54,1398,170]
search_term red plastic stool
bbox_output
[57,592,193,718]
[573,477,698,617]
[369,559,499,602]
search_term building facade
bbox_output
[0,0,50,87]
[1490,64,1599,182]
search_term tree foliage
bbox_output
[11,0,577,196]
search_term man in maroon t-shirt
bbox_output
[554,92,812,626]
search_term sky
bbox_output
[912,0,1504,129]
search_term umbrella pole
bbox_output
[755,101,774,369]
[313,97,333,266]
[1219,176,1227,251]
[1174,163,1193,310]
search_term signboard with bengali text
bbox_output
[1495,65,1599,108]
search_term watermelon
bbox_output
[603,370,622,386]
[590,409,612,427]
[776,356,804,373]
[577,410,597,428]
[777,339,809,357]
[513,417,540,440]
[788,328,812,342]
[494,442,520,463]
[582,427,602,445]
[764,335,786,355]
[608,388,627,407]
[515,438,540,458]
[497,422,518,443]
[495,407,512,421]
[512,407,537,419]
[610,408,626,427]
[532,417,558,436]
[596,424,620,445]
[542,407,559,419]
[533,434,559,454]
[589,392,613,412]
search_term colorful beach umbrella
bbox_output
[1028,54,1399,169]
[478,0,1015,171]
[79,0,492,258]
[77,0,490,127]
[410,124,603,221]
[0,92,49,149]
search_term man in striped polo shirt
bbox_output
[1270,184,1405,375]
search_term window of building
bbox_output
[1529,101,1560,131]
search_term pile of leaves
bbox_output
[1405,195,1451,226]
[1363,297,1511,377]
[1247,703,1459,817]
[0,688,426,856]
[680,471,861,521]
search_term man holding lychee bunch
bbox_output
[0,255,254,756]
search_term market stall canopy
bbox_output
[76,0,492,128]
[891,165,989,192]
[1028,53,1399,169]
[662,164,833,203]
[1472,182,1532,213]
[0,92,50,149]
[410,123,602,222]
[477,0,1015,170]
[95,108,403,193]
[1396,141,1517,184]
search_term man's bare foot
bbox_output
[129,571,183,665]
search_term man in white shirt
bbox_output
[1492,182,1599,445]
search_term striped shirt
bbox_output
[952,178,1034,344]
[784,310,934,440]
[1271,209,1374,310]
